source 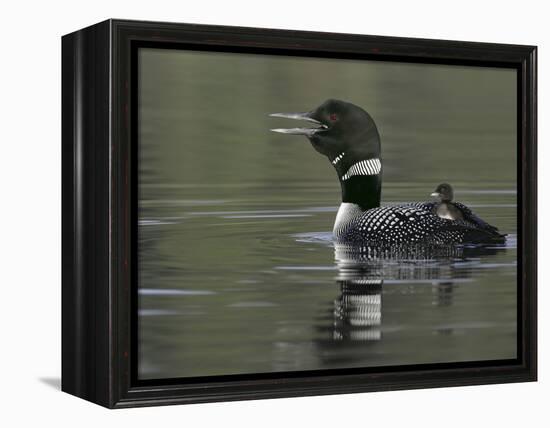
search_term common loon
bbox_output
[270,99,505,245]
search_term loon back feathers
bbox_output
[334,204,505,245]
[415,200,503,236]
[447,201,502,235]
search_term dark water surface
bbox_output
[137,49,517,379]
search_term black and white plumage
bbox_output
[270,99,505,246]
[333,202,503,245]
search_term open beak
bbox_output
[269,112,328,136]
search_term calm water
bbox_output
[137,49,517,379]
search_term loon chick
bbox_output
[270,99,505,245]
[428,183,503,236]
[430,183,464,221]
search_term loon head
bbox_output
[269,99,381,172]
[431,183,454,202]
[270,100,382,210]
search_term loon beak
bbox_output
[269,112,328,136]
[431,192,441,198]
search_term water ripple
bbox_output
[139,288,216,296]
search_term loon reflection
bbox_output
[320,242,507,348]
[333,276,383,341]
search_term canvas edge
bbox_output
[61,19,113,408]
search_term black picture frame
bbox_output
[61,19,537,408]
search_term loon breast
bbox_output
[333,203,365,234]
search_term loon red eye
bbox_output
[329,113,338,121]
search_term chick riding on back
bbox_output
[430,183,463,221]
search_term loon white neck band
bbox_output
[341,158,381,181]
[332,152,345,165]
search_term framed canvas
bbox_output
[61,19,537,408]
